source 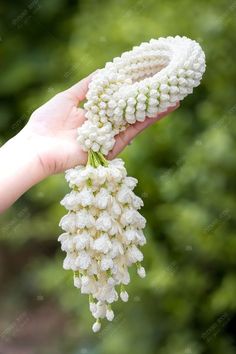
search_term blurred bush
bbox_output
[0,0,236,353]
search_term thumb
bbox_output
[63,70,99,103]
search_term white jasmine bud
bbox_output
[120,290,129,302]
[92,320,101,333]
[74,274,81,288]
[106,305,114,321]
[89,301,97,314]
[137,265,146,278]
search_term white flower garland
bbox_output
[78,35,206,155]
[59,157,146,332]
[59,36,206,332]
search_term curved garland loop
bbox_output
[58,36,206,332]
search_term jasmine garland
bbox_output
[59,36,206,332]
[77,36,206,155]
[59,154,146,332]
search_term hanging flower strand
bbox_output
[58,36,206,332]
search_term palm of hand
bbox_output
[24,89,87,175]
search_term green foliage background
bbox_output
[0,0,236,353]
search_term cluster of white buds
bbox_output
[78,35,206,155]
[59,36,206,332]
[59,154,146,332]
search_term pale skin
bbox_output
[0,73,179,213]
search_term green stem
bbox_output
[86,150,93,167]
[97,152,109,167]
[89,294,94,303]
[86,150,109,168]
[120,284,125,292]
[91,151,100,168]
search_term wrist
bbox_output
[13,129,48,181]
[0,131,47,212]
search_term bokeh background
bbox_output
[0,0,236,353]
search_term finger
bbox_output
[63,71,96,103]
[108,102,180,159]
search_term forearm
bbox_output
[0,132,46,213]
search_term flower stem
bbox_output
[97,152,109,167]
[87,150,109,168]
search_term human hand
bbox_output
[20,73,179,177]
[0,72,179,212]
